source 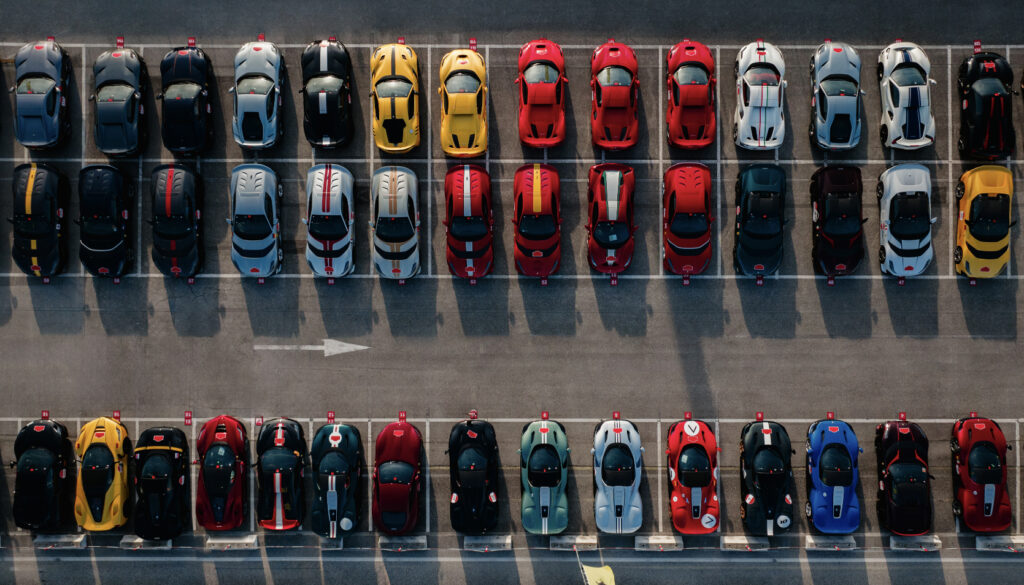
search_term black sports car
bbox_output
[300,38,354,148]
[810,166,865,277]
[957,51,1014,160]
[78,165,132,278]
[13,38,71,149]
[740,418,796,536]
[311,423,362,538]
[13,419,74,531]
[257,418,308,531]
[150,164,202,279]
[158,39,213,154]
[92,39,145,155]
[734,164,786,278]
[875,418,932,536]
[10,162,68,280]
[133,427,190,540]
[448,414,500,534]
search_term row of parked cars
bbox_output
[9,410,1010,540]
[9,158,1011,284]
[7,36,1014,156]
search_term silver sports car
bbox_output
[877,42,936,150]
[810,41,863,150]
[592,413,643,534]
[733,40,787,150]
[229,164,282,278]
[370,166,421,280]
[230,36,284,149]
[304,164,355,278]
[877,164,935,278]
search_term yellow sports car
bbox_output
[74,417,131,531]
[438,47,487,157]
[371,42,421,153]
[955,165,1014,279]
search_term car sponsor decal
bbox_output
[683,420,700,437]
[462,165,472,217]
[745,493,755,505]
[701,513,717,529]
[320,42,329,72]
[776,514,791,528]
[828,426,839,433]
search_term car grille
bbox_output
[309,241,350,259]
[967,242,1008,260]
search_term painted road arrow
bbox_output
[253,339,370,357]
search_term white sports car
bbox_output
[877,42,936,150]
[230,36,284,149]
[877,164,936,277]
[733,40,786,150]
[592,413,643,534]
[304,164,355,278]
[810,41,863,150]
[370,166,421,280]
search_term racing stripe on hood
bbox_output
[762,422,772,445]
[320,42,329,71]
[462,165,472,217]
[532,164,543,213]
[904,87,922,140]
[605,171,621,221]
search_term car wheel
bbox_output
[804,501,812,519]
[953,246,963,265]
[955,181,965,201]
[731,124,738,144]
[876,182,884,202]
[950,438,960,454]
[877,62,884,82]
[957,136,966,154]
[809,57,816,77]
[879,126,888,148]
[733,62,739,78]
[952,500,963,517]
[878,246,886,264]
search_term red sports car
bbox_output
[666,40,716,149]
[196,415,249,531]
[513,163,561,279]
[663,163,713,276]
[666,416,719,534]
[952,414,1011,532]
[516,39,567,148]
[444,164,494,281]
[373,412,423,535]
[586,163,636,274]
[590,39,640,150]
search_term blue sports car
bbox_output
[805,417,860,533]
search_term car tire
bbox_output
[809,57,816,77]
[953,246,963,265]
[876,182,884,202]
[878,246,886,264]
[733,62,739,78]
[957,136,966,154]
[877,62,884,82]
[955,181,965,201]
[879,126,888,148]
[732,124,738,144]
[804,501,812,519]
[950,438,960,454]
[952,500,963,517]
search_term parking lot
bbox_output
[3,1,1024,584]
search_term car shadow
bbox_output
[380,275,439,337]
[240,276,301,339]
[882,276,939,338]
[815,274,874,338]
[28,276,86,334]
[315,277,374,339]
[667,276,724,410]
[957,277,1018,339]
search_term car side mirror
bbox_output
[1011,221,1018,228]
[8,86,14,93]
[928,474,936,480]
[227,87,235,94]
[566,447,571,453]
[783,80,788,88]
[861,218,869,224]
[437,87,442,96]
[930,217,938,224]
[858,447,864,453]
[73,218,81,225]
[156,93,164,100]
[88,94,96,102]
[225,218,232,225]
[1008,444,1014,451]
[301,217,308,225]
[590,448,595,455]
[929,79,937,85]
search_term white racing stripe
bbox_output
[319,91,327,115]
[762,421,772,446]
[462,165,472,217]
[605,171,621,221]
[319,43,328,71]
[274,471,284,530]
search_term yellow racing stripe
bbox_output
[24,163,36,215]
[532,164,542,213]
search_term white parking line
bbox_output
[715,46,723,278]
[425,419,431,534]
[190,419,198,533]
[656,418,663,533]
[136,47,145,276]
[1017,420,1021,535]
[426,46,434,276]
[947,47,955,277]
[367,418,374,532]
[657,46,665,277]
[714,419,721,535]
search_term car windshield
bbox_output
[670,212,708,238]
[889,462,928,507]
[820,76,858,97]
[968,443,1003,484]
[375,215,415,242]
[445,71,480,94]
[450,216,488,241]
[677,444,711,487]
[890,192,930,240]
[753,448,785,492]
[97,83,135,102]
[824,196,860,236]
[593,221,630,249]
[376,78,412,98]
[601,444,636,487]
[596,66,632,87]
[164,81,201,101]
[524,62,559,84]
[673,64,709,85]
[154,215,191,239]
[527,444,561,488]
[456,446,488,488]
[968,194,1010,242]
[81,444,114,497]
[233,214,272,240]
[17,76,55,94]
[744,64,780,86]
[202,444,237,497]
[518,213,557,240]
[306,75,343,94]
[379,461,415,485]
[819,444,854,487]
[12,214,52,237]
[237,75,274,95]
[890,63,927,86]
[308,214,348,240]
